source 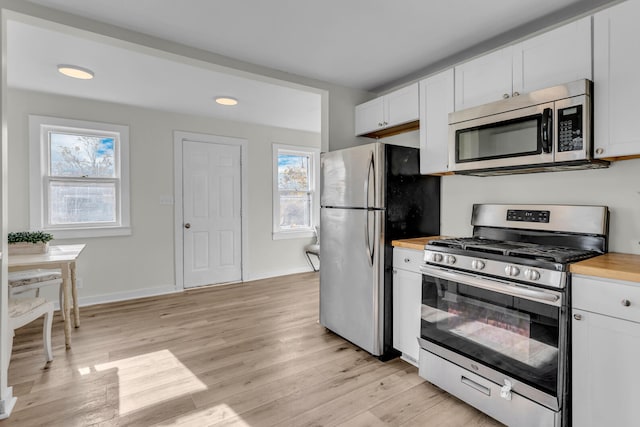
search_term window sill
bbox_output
[272,230,315,240]
[47,226,132,240]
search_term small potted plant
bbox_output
[8,231,54,255]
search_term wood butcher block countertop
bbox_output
[570,253,640,283]
[391,236,446,251]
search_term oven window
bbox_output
[456,114,541,162]
[421,275,560,396]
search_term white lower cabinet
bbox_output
[572,275,640,427]
[392,247,422,365]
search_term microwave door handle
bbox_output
[541,108,553,153]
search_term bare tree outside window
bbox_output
[50,133,115,177]
[278,153,311,229]
[48,132,118,224]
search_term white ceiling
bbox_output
[9,0,617,133]
[7,19,323,133]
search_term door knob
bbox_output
[184,223,191,229]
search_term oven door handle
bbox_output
[420,264,562,306]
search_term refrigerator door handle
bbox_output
[364,154,375,266]
[364,152,374,209]
[365,211,375,266]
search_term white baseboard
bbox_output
[50,267,316,310]
[245,266,316,282]
[54,285,179,310]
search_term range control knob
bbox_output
[505,265,520,277]
[524,268,541,281]
[430,252,443,263]
[471,260,486,270]
[444,255,456,265]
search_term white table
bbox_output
[8,244,86,349]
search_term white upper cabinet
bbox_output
[355,83,419,137]
[420,68,454,175]
[455,48,514,111]
[455,16,592,111]
[515,16,592,95]
[593,0,640,159]
[355,97,385,136]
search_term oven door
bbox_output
[449,102,554,172]
[419,264,566,411]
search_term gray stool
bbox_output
[304,226,320,272]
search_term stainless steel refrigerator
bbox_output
[320,142,440,358]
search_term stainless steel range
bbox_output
[418,204,609,427]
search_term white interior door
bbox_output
[183,140,242,287]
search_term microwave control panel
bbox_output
[558,105,583,152]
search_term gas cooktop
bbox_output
[429,237,600,264]
[423,204,609,289]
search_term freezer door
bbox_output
[321,143,385,208]
[320,207,384,355]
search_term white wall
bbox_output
[391,131,640,255]
[8,88,321,303]
[441,160,640,255]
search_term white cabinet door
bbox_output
[593,0,640,158]
[392,247,422,366]
[515,16,592,95]
[355,97,384,136]
[385,82,419,128]
[355,84,419,137]
[420,69,454,175]
[454,47,513,111]
[572,308,640,427]
[455,17,592,112]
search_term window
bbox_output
[29,115,131,238]
[272,144,320,239]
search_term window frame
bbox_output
[272,143,320,240]
[29,115,131,238]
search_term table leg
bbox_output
[70,261,80,328]
[61,263,72,349]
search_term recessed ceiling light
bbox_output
[57,64,95,80]
[215,96,238,106]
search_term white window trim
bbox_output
[272,143,320,240]
[29,115,131,239]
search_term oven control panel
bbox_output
[423,249,566,289]
[506,209,550,223]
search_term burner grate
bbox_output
[429,237,600,263]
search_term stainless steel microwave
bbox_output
[448,79,609,176]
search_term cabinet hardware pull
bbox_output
[621,299,631,307]
[574,314,582,320]
[512,91,520,97]
[595,147,604,155]
[404,258,411,263]
[503,93,510,99]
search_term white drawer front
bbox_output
[572,275,640,323]
[392,247,424,274]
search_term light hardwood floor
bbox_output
[2,272,503,426]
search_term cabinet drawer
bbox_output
[393,247,424,274]
[572,275,640,323]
